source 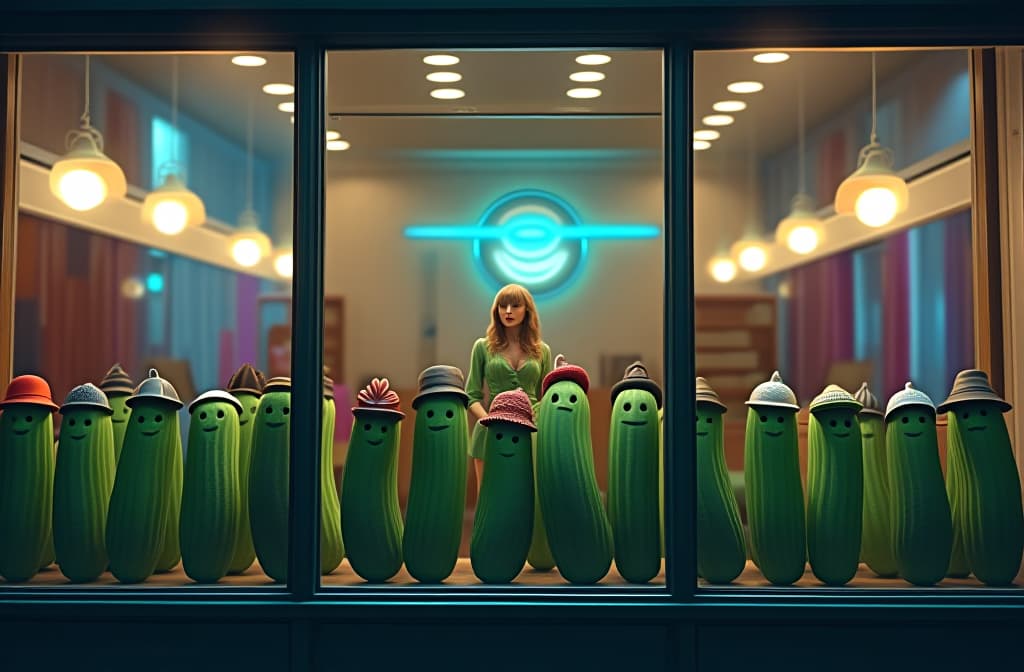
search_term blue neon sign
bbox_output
[404,189,659,297]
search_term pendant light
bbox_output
[142,56,206,235]
[834,52,908,228]
[49,55,127,212]
[705,144,738,283]
[230,97,272,268]
[272,233,294,279]
[730,116,770,273]
[775,58,824,255]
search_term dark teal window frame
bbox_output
[0,3,1021,618]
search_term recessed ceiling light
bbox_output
[713,100,747,112]
[567,87,602,99]
[262,83,294,96]
[727,80,765,94]
[277,101,294,113]
[693,140,712,151]
[231,55,266,67]
[694,129,721,141]
[423,54,459,66]
[430,88,465,100]
[326,131,340,141]
[576,54,611,65]
[326,140,351,151]
[753,52,790,64]
[702,114,734,126]
[426,71,462,83]
[570,71,606,83]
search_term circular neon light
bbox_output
[473,190,588,298]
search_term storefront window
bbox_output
[2,51,294,587]
[694,48,1022,589]
[321,49,666,588]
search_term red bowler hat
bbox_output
[481,388,537,431]
[541,353,590,397]
[0,374,60,411]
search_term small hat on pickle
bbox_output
[884,381,935,421]
[0,375,59,411]
[262,376,292,394]
[936,369,1012,414]
[745,371,799,411]
[541,354,590,396]
[352,378,405,419]
[696,377,727,412]
[126,369,183,410]
[99,363,134,397]
[60,383,112,414]
[481,388,537,432]
[189,389,243,415]
[323,366,334,400]
[610,361,663,410]
[227,363,264,396]
[809,384,862,414]
[854,382,884,417]
[412,365,469,409]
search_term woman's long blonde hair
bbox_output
[486,283,542,360]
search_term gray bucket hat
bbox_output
[412,365,469,409]
[884,381,935,421]
[126,368,183,410]
[936,369,1012,414]
[60,383,113,415]
[746,371,800,410]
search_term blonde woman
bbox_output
[465,283,552,490]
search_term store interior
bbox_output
[4,47,1019,589]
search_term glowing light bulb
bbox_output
[786,225,821,255]
[58,169,107,211]
[274,250,293,278]
[152,199,189,235]
[231,239,263,267]
[709,257,738,283]
[854,187,899,227]
[737,244,767,272]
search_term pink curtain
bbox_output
[787,252,855,403]
[943,210,975,375]
[881,232,911,398]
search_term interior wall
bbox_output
[325,161,664,392]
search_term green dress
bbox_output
[465,337,552,458]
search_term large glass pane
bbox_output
[2,51,293,587]
[322,49,666,588]
[693,48,1023,590]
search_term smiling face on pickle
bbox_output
[617,389,658,430]
[417,395,462,433]
[235,393,260,427]
[813,407,857,439]
[1,404,50,437]
[546,380,583,414]
[258,393,291,430]
[752,405,793,438]
[950,400,1002,436]
[130,403,174,438]
[61,408,107,442]
[891,406,935,439]
[696,405,723,437]
[488,421,531,459]
[192,400,238,434]
[358,416,394,446]
[109,395,131,425]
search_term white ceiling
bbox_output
[93,47,956,167]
